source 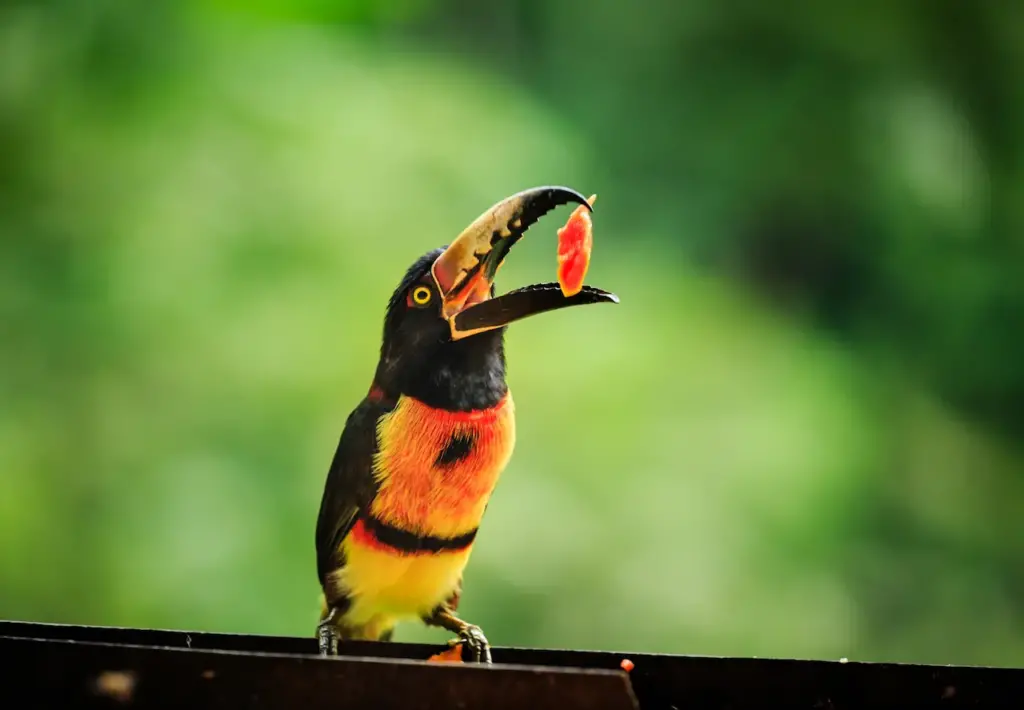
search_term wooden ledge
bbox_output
[2,620,1022,708]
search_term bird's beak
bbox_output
[431,186,619,341]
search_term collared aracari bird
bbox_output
[314,186,617,663]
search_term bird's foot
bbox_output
[317,620,339,656]
[423,605,491,664]
[454,624,491,664]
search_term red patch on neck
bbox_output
[367,382,386,403]
[439,393,511,423]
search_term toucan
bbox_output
[314,186,618,663]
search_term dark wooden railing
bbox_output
[2,619,1021,708]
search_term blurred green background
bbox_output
[2,0,1023,668]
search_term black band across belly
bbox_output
[363,514,478,554]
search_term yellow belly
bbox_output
[331,536,473,631]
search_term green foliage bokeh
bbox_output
[1,0,1022,667]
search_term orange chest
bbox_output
[369,393,516,537]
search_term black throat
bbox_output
[377,328,509,412]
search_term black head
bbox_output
[374,248,508,412]
[370,186,619,412]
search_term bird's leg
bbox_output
[423,605,492,664]
[317,606,340,656]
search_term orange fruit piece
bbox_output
[557,194,596,297]
[427,643,465,663]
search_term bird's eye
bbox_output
[411,285,432,306]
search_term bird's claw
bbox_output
[455,624,492,664]
[317,621,339,656]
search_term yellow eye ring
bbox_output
[411,285,432,306]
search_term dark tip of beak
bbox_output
[510,186,593,239]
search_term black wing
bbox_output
[315,396,391,588]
